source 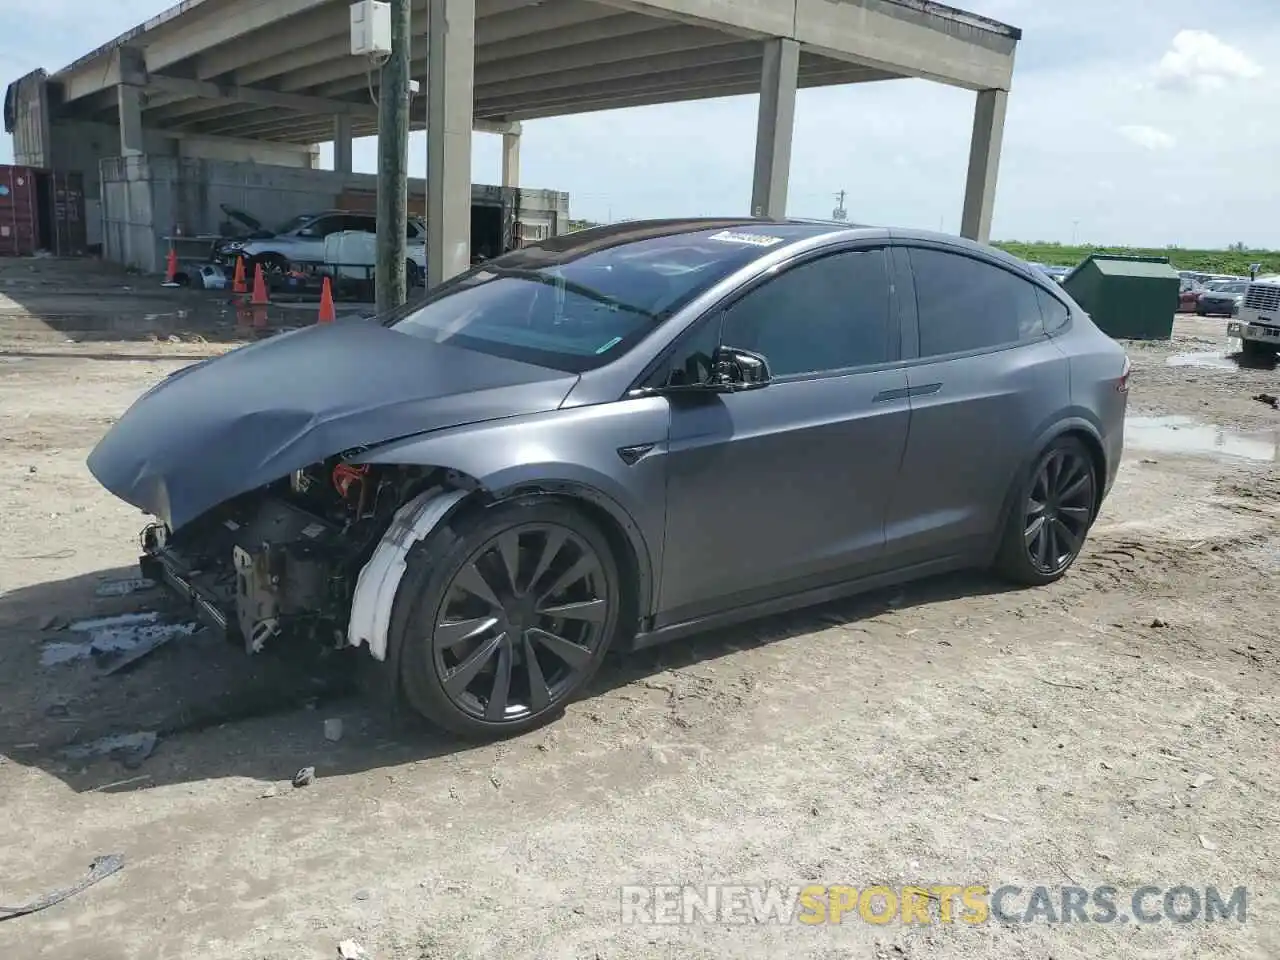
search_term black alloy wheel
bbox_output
[1023,445,1095,576]
[433,523,611,723]
[388,499,622,738]
[995,436,1097,585]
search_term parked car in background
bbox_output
[215,210,428,283]
[1196,279,1250,316]
[87,218,1129,738]
[1178,278,1205,312]
[1029,262,1071,284]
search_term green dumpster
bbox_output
[1061,254,1180,340]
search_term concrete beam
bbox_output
[143,0,332,74]
[488,63,880,121]
[148,74,379,119]
[334,114,354,173]
[196,5,354,80]
[62,45,147,102]
[960,88,1007,242]
[479,24,733,87]
[476,59,768,115]
[473,40,760,100]
[595,0,792,37]
[162,102,266,129]
[472,118,520,135]
[236,36,354,88]
[751,38,799,219]
[794,0,1015,91]
[194,108,326,139]
[428,0,475,287]
[311,9,665,97]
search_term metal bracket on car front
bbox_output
[346,486,469,661]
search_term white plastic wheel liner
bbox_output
[347,487,469,660]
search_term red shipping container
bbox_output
[0,164,88,257]
[0,164,39,257]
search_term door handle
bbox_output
[908,382,942,398]
[872,386,911,403]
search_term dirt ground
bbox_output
[1,261,1277,959]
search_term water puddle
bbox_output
[1126,416,1277,462]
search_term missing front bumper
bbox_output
[139,496,352,655]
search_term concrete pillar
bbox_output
[333,114,353,174]
[750,38,799,219]
[117,84,145,157]
[501,123,522,189]
[427,0,475,287]
[960,88,1008,243]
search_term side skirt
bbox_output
[629,554,972,651]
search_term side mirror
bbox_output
[710,345,771,391]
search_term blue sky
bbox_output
[3,0,1277,247]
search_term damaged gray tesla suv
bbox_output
[88,218,1129,738]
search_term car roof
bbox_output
[532,217,1032,269]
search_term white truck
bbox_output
[1227,275,1280,360]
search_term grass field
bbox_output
[993,242,1280,277]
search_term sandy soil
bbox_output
[0,269,1277,959]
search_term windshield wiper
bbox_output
[483,267,659,320]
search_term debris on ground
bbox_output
[0,854,125,922]
[1150,617,1169,628]
[62,732,158,770]
[293,766,316,788]
[324,718,344,742]
[1253,393,1278,409]
[1191,773,1217,789]
[41,613,199,668]
[1199,834,1219,851]
[94,577,157,598]
[337,939,368,959]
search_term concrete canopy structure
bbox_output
[11,0,1019,283]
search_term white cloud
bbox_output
[1154,29,1263,93]
[1118,125,1177,151]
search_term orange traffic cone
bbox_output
[318,276,336,324]
[251,263,269,306]
[232,256,247,294]
[162,248,179,287]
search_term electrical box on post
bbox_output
[350,0,392,57]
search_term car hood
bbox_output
[87,320,578,530]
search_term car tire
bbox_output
[251,253,289,275]
[387,497,623,739]
[1241,338,1278,361]
[993,436,1098,586]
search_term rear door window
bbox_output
[907,247,1048,356]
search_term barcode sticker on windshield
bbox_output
[707,230,784,247]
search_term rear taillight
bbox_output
[1116,355,1131,393]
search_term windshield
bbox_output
[390,227,792,372]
